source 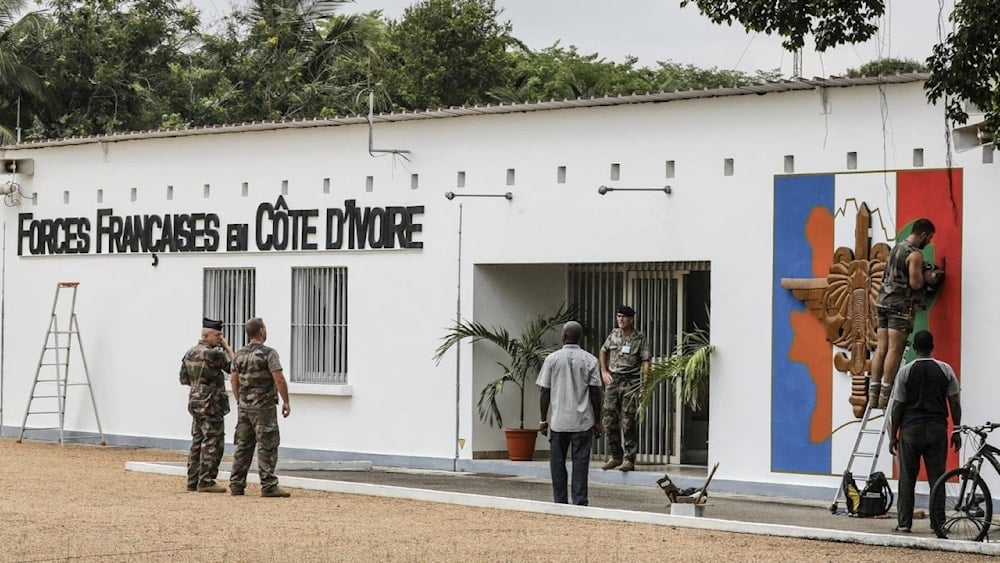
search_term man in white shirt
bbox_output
[537,321,604,505]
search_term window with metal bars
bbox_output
[290,267,348,384]
[203,268,256,348]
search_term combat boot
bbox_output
[602,458,623,470]
[878,383,893,409]
[197,482,226,493]
[261,486,291,498]
[619,460,635,472]
[868,384,880,410]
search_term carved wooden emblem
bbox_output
[781,203,890,418]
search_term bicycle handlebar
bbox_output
[952,422,1000,436]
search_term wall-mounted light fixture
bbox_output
[598,185,671,195]
[954,121,996,152]
[444,191,513,200]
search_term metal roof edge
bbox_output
[1,73,929,150]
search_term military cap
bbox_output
[617,305,635,317]
[203,317,224,331]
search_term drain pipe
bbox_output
[453,204,463,472]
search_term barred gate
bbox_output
[568,262,709,465]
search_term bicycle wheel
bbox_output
[929,467,993,541]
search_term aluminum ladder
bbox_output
[829,396,891,513]
[17,282,105,445]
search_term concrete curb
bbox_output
[126,461,999,556]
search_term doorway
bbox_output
[568,262,710,465]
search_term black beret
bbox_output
[203,317,224,331]
[617,305,635,317]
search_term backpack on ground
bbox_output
[841,471,862,515]
[857,471,893,517]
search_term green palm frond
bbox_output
[636,325,715,415]
[434,303,581,428]
[433,321,515,364]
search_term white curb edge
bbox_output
[125,461,999,556]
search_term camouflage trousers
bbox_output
[602,375,640,462]
[187,415,225,489]
[230,407,281,493]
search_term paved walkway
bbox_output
[126,459,999,556]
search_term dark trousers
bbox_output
[549,428,594,505]
[897,421,948,529]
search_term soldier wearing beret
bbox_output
[599,305,650,472]
[180,317,235,492]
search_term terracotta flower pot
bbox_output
[504,428,538,461]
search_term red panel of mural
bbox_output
[897,169,963,473]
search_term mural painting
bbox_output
[771,170,962,474]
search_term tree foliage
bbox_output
[846,57,927,77]
[490,44,780,104]
[926,0,1000,137]
[5,0,793,141]
[679,0,885,51]
[383,0,515,110]
[0,0,47,142]
[20,0,201,138]
[685,0,1000,143]
[196,0,367,123]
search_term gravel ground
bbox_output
[0,438,983,562]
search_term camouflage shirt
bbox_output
[601,328,651,377]
[180,340,231,418]
[232,343,283,409]
[877,239,921,311]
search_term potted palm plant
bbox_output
[637,324,715,414]
[433,305,577,460]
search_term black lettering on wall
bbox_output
[16,196,425,255]
[325,208,344,249]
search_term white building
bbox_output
[0,74,994,499]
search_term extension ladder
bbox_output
[17,282,105,445]
[829,394,891,513]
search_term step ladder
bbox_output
[829,398,891,513]
[17,282,105,446]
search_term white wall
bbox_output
[1,79,994,492]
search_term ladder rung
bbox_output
[50,330,77,334]
[22,426,60,430]
[859,429,883,434]
[33,378,60,382]
[64,383,90,387]
[26,411,61,415]
[44,346,71,350]
[39,363,70,367]
[31,395,61,399]
[852,452,876,458]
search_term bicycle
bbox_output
[929,422,1000,541]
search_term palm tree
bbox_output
[202,0,367,122]
[0,0,47,143]
[433,304,578,429]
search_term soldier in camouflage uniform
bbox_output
[599,305,650,472]
[870,218,941,409]
[229,317,292,498]
[180,318,235,493]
